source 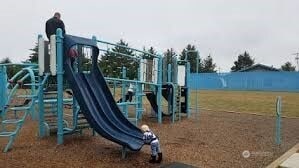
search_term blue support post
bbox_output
[0,65,7,110]
[38,76,45,137]
[91,36,98,136]
[121,67,128,117]
[173,58,178,84]
[157,55,163,123]
[0,65,7,116]
[167,64,172,119]
[56,28,64,145]
[122,146,127,159]
[71,38,80,128]
[276,96,282,145]
[26,67,37,120]
[113,80,116,97]
[72,101,78,128]
[135,79,140,122]
[186,62,191,118]
[37,35,45,136]
[137,67,143,120]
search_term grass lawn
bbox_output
[190,90,299,117]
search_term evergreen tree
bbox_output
[0,57,13,78]
[142,46,156,60]
[202,54,216,73]
[163,48,177,65]
[28,43,38,63]
[231,51,254,72]
[281,61,296,71]
[140,47,157,84]
[0,57,11,64]
[179,44,201,73]
[98,39,137,79]
[0,57,22,78]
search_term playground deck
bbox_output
[1,109,299,168]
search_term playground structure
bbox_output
[1,31,299,168]
[0,29,191,153]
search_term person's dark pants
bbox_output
[128,91,133,102]
[117,91,134,103]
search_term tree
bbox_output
[98,39,137,79]
[162,48,177,82]
[0,57,22,79]
[28,43,38,63]
[281,61,296,71]
[141,47,157,85]
[202,54,216,73]
[163,48,177,65]
[0,57,13,78]
[231,51,254,72]
[179,44,201,73]
[142,46,156,60]
[0,57,11,64]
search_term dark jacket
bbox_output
[45,17,66,40]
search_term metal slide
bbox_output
[64,57,144,151]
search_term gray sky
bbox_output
[0,0,299,71]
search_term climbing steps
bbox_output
[0,67,48,152]
[42,92,60,135]
[174,85,182,120]
[180,87,187,114]
[41,88,91,135]
[75,111,90,130]
[63,109,90,134]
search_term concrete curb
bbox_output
[266,143,299,168]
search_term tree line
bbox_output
[0,39,297,79]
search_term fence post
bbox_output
[275,96,282,145]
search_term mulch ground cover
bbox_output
[1,110,299,168]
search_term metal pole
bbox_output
[157,55,163,123]
[113,80,116,97]
[121,67,127,117]
[167,64,173,122]
[72,51,79,128]
[195,51,200,119]
[185,50,200,118]
[276,96,282,145]
[38,75,45,137]
[37,35,45,136]
[0,65,7,120]
[56,28,64,145]
[137,66,143,121]
[186,62,191,118]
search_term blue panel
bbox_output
[190,72,299,92]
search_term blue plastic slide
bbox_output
[63,35,144,151]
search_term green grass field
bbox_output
[6,88,299,118]
[111,87,299,117]
[190,90,299,117]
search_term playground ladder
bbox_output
[73,110,90,130]
[43,91,60,135]
[174,85,182,120]
[0,72,48,152]
[42,90,90,136]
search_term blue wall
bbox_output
[190,72,299,92]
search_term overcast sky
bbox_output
[0,0,298,71]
